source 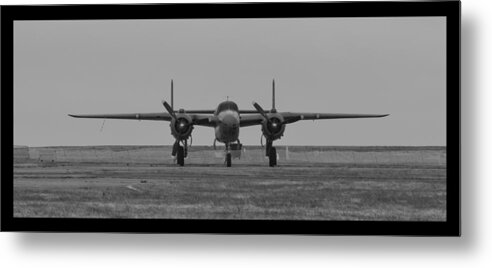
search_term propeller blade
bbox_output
[272,79,276,111]
[171,79,174,110]
[252,102,269,120]
[162,100,177,120]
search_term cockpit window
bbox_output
[216,101,239,113]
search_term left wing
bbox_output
[239,112,388,127]
[280,112,389,124]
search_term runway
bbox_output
[13,146,446,220]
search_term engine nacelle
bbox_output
[170,114,193,140]
[261,114,286,141]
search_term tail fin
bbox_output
[272,79,276,112]
[171,79,174,110]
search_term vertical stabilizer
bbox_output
[171,79,174,110]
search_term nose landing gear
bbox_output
[224,143,232,167]
[223,141,242,167]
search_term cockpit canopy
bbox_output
[216,101,239,114]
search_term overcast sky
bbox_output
[13,17,446,146]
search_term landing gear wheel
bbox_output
[269,147,277,167]
[177,146,185,166]
[226,152,232,167]
[172,141,180,156]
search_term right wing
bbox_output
[69,113,173,121]
[68,113,216,127]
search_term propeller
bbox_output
[253,101,286,140]
[162,79,177,119]
[252,102,269,119]
[267,117,282,133]
[162,100,177,120]
[253,101,283,132]
[175,117,191,133]
[163,79,193,144]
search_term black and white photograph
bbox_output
[2,1,459,235]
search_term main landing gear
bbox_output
[266,139,277,167]
[226,152,232,167]
[172,139,188,166]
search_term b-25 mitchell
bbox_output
[69,80,388,167]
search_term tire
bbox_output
[177,146,184,166]
[172,141,179,156]
[269,147,277,167]
[226,153,232,167]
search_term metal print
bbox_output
[1,1,460,235]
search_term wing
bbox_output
[280,112,389,124]
[68,113,215,127]
[173,110,260,114]
[238,112,388,127]
[239,114,265,127]
[69,113,173,121]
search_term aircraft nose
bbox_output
[221,114,239,128]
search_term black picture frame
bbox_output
[1,1,460,235]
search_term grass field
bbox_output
[13,146,446,221]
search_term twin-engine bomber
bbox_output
[69,80,388,167]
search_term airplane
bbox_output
[69,80,388,167]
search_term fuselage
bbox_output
[214,101,240,143]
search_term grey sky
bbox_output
[13,17,446,146]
